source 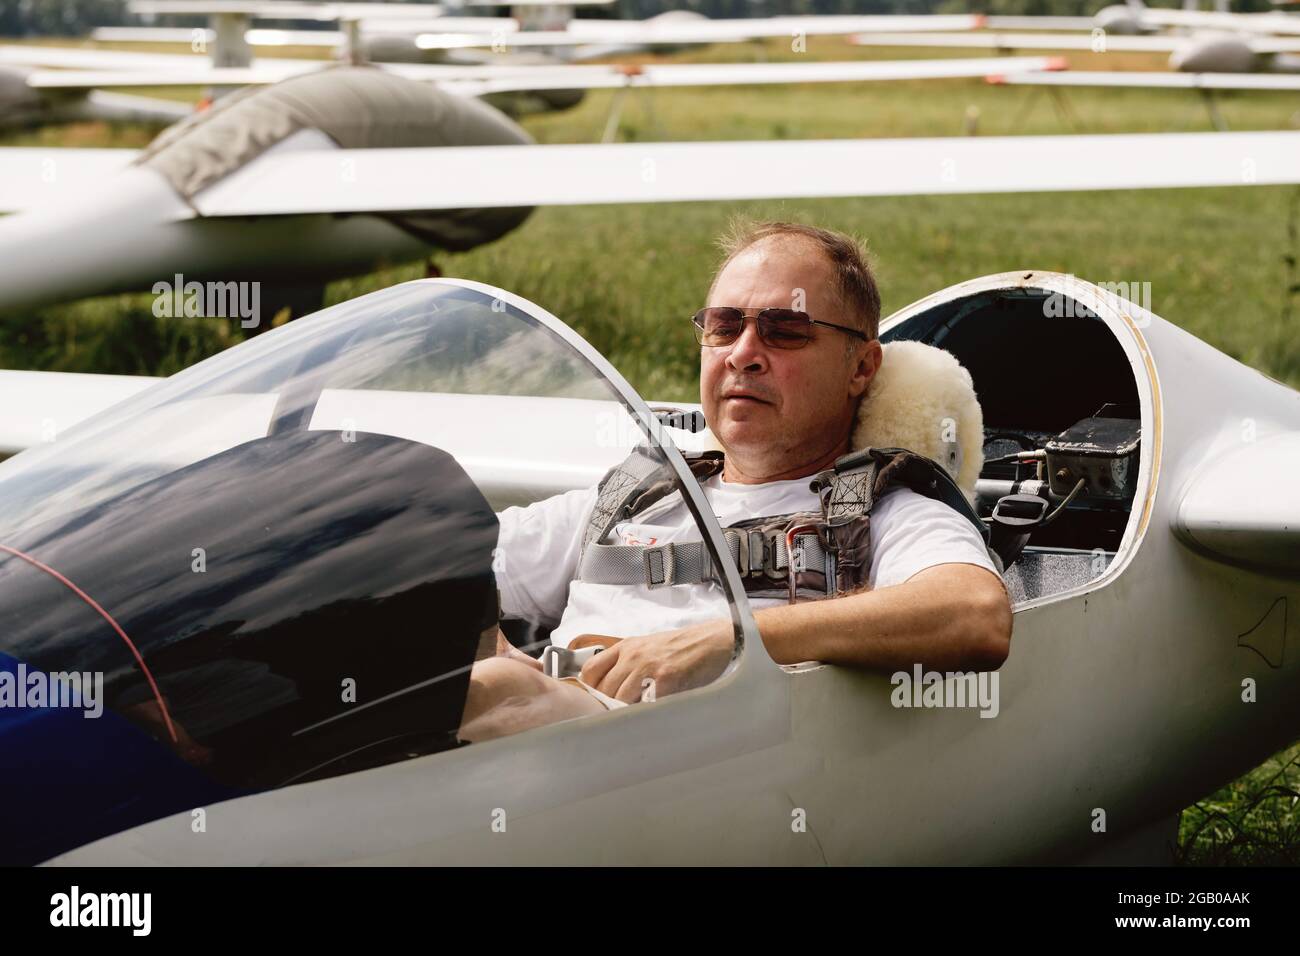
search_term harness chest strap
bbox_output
[577,522,834,591]
[575,447,941,601]
[576,446,997,602]
[579,444,684,558]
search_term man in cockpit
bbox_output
[458,221,1012,743]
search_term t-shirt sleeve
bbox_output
[868,487,999,590]
[494,485,599,627]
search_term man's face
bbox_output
[700,239,881,481]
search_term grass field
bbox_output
[2,33,1298,863]
[1176,741,1300,865]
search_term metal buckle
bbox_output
[643,544,674,589]
[747,530,768,580]
[784,523,824,603]
[761,531,781,579]
[722,530,743,574]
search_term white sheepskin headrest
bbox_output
[700,341,984,501]
[851,340,984,501]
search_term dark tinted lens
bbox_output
[758,310,814,348]
[695,307,743,345]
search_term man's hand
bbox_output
[577,620,734,704]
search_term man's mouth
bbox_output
[723,392,771,405]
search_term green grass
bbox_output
[1177,739,1300,865]
[1,33,1298,863]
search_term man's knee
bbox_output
[459,655,606,743]
[463,656,549,721]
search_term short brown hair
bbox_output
[708,219,882,341]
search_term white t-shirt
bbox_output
[495,470,998,649]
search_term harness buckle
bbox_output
[747,530,769,580]
[643,544,674,589]
[784,522,825,603]
[760,531,781,579]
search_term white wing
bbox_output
[127,2,449,19]
[0,371,159,459]
[982,16,1097,30]
[81,90,195,122]
[563,14,985,38]
[0,149,139,213]
[25,56,1058,92]
[0,43,310,72]
[991,70,1300,91]
[415,16,985,50]
[0,44,219,71]
[92,20,523,46]
[437,57,1062,96]
[126,0,608,15]
[4,130,1293,217]
[851,30,1300,54]
[23,60,550,92]
[1138,9,1300,35]
[189,130,1300,217]
[93,26,341,46]
[1244,35,1300,52]
[25,64,324,89]
[849,31,1193,52]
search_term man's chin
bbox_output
[716,419,773,449]
[720,397,776,418]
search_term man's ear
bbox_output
[849,338,883,400]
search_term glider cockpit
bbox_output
[883,274,1151,606]
[0,273,1158,864]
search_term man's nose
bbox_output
[724,319,769,373]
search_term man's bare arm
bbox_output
[754,563,1012,672]
[578,563,1013,702]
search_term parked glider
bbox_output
[0,273,1295,865]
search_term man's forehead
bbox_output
[710,238,837,306]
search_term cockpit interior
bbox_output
[883,286,1145,605]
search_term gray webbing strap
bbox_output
[577,528,830,589]
[578,539,710,589]
[580,445,671,557]
[822,458,880,523]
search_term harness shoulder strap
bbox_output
[828,446,988,542]
[829,446,1002,579]
[579,446,723,562]
[576,445,999,599]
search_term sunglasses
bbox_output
[692,307,869,350]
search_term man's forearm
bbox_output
[751,563,1012,672]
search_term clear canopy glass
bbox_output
[0,281,743,857]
